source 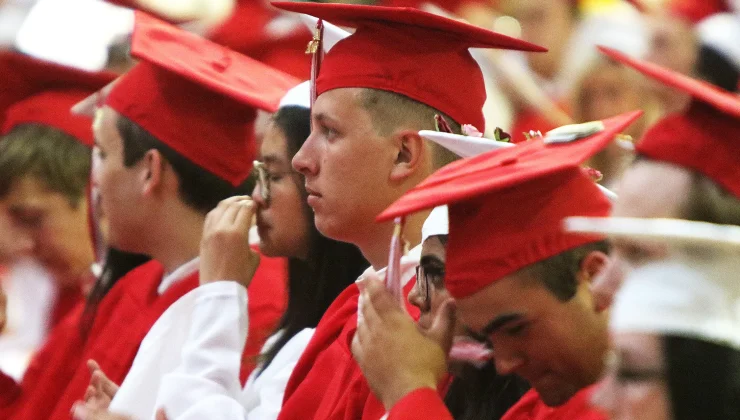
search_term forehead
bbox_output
[260,121,289,161]
[5,176,61,208]
[421,236,446,261]
[612,160,692,218]
[313,88,369,122]
[93,106,123,149]
[456,272,550,329]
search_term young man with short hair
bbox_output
[353,111,642,420]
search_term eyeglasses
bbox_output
[253,161,271,205]
[415,264,444,311]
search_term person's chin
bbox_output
[537,381,578,407]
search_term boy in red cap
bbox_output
[0,51,115,385]
[179,3,547,420]
[0,13,298,420]
[578,46,740,311]
[353,111,642,419]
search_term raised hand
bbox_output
[352,272,456,410]
[199,195,261,288]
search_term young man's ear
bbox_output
[140,149,164,196]
[389,130,425,183]
[579,251,610,285]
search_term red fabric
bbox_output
[668,0,730,23]
[388,388,452,420]
[378,110,643,298]
[279,279,420,420]
[638,102,740,198]
[509,107,562,144]
[0,51,116,144]
[501,386,607,420]
[599,47,740,198]
[209,0,311,79]
[0,303,87,420]
[49,284,84,330]
[105,12,300,186]
[272,2,546,131]
[378,110,642,221]
[46,261,199,420]
[240,250,288,381]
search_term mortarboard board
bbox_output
[599,46,740,198]
[0,51,116,146]
[272,1,547,131]
[565,216,740,349]
[100,12,300,186]
[377,110,643,298]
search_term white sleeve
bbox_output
[154,281,250,420]
[241,329,314,420]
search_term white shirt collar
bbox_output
[157,257,199,295]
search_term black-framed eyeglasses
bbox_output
[415,264,445,311]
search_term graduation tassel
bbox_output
[385,217,407,307]
[307,19,324,110]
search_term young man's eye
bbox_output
[504,323,528,337]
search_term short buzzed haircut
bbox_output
[0,124,91,207]
[359,88,462,169]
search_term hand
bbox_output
[199,196,260,288]
[352,273,456,410]
[71,406,168,420]
[80,360,119,412]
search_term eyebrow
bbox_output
[261,155,282,165]
[482,312,525,336]
[313,112,339,126]
[419,255,445,267]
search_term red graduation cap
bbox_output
[0,51,116,146]
[104,12,300,186]
[272,1,547,131]
[378,110,643,298]
[599,46,740,198]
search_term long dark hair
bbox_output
[445,362,530,420]
[80,248,150,336]
[665,334,740,420]
[259,106,369,372]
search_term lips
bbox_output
[305,185,322,198]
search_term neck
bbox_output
[357,209,430,270]
[145,206,204,274]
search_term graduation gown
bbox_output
[500,386,607,420]
[385,385,607,420]
[0,259,188,420]
[48,259,200,420]
[277,246,422,420]
[105,253,287,419]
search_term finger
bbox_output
[365,277,406,318]
[99,373,119,397]
[359,287,382,329]
[350,333,365,365]
[427,298,457,354]
[205,196,250,231]
[156,408,169,420]
[233,199,257,229]
[84,386,96,402]
[216,201,246,226]
[87,360,101,374]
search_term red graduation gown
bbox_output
[49,260,199,420]
[386,385,607,420]
[240,252,288,382]
[500,386,607,420]
[278,279,420,420]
